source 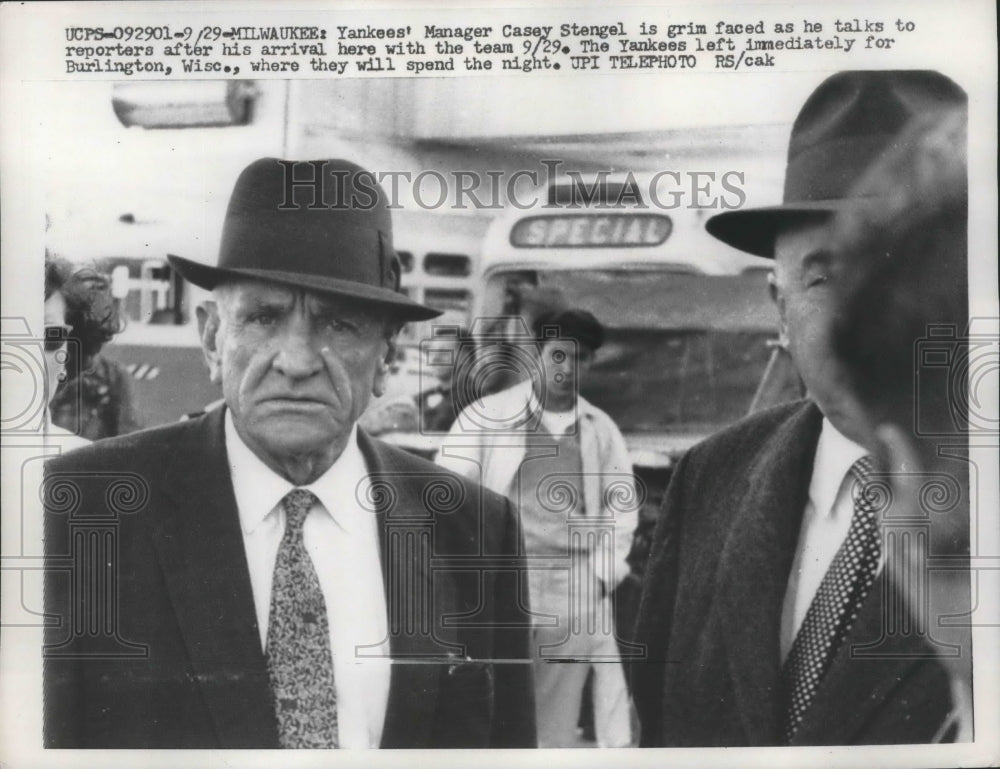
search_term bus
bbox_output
[376,210,489,402]
[371,174,805,625]
[97,251,219,428]
[384,174,803,469]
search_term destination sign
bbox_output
[510,213,672,248]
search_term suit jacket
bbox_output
[43,407,536,748]
[633,400,960,746]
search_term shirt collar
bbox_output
[225,409,366,535]
[808,417,869,519]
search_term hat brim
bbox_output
[168,254,443,322]
[706,199,862,258]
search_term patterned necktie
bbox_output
[781,455,882,743]
[266,489,339,748]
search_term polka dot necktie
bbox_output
[265,489,339,748]
[781,455,881,743]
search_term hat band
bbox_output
[218,208,395,287]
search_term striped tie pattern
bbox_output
[266,489,339,748]
[781,455,882,743]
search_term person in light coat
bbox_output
[438,309,639,747]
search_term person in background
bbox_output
[478,273,568,399]
[416,326,474,434]
[632,70,968,746]
[357,326,475,438]
[438,308,638,748]
[42,253,88,451]
[830,104,973,741]
[49,266,141,440]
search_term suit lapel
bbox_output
[150,408,279,747]
[716,402,823,743]
[358,431,462,748]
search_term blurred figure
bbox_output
[357,329,474,438]
[49,266,140,440]
[830,105,973,740]
[439,309,638,748]
[416,326,474,433]
[478,272,568,398]
[42,253,88,451]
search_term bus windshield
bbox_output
[485,267,780,434]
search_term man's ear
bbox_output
[767,271,790,348]
[197,302,223,386]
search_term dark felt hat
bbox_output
[705,70,966,258]
[169,157,441,320]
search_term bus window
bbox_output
[497,270,538,314]
[138,260,187,325]
[423,253,472,277]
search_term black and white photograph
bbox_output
[1,1,997,767]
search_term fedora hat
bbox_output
[169,157,441,321]
[705,70,966,258]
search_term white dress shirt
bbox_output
[225,412,391,748]
[779,418,869,662]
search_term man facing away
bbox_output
[438,309,639,747]
[43,157,536,749]
[632,70,969,746]
[829,104,975,742]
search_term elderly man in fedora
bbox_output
[632,71,968,746]
[43,158,536,749]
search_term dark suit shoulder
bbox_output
[682,399,820,472]
[364,433,512,509]
[361,433,517,549]
[659,399,822,549]
[46,413,215,474]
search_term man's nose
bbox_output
[272,316,324,379]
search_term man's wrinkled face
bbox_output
[772,219,868,443]
[201,280,392,471]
